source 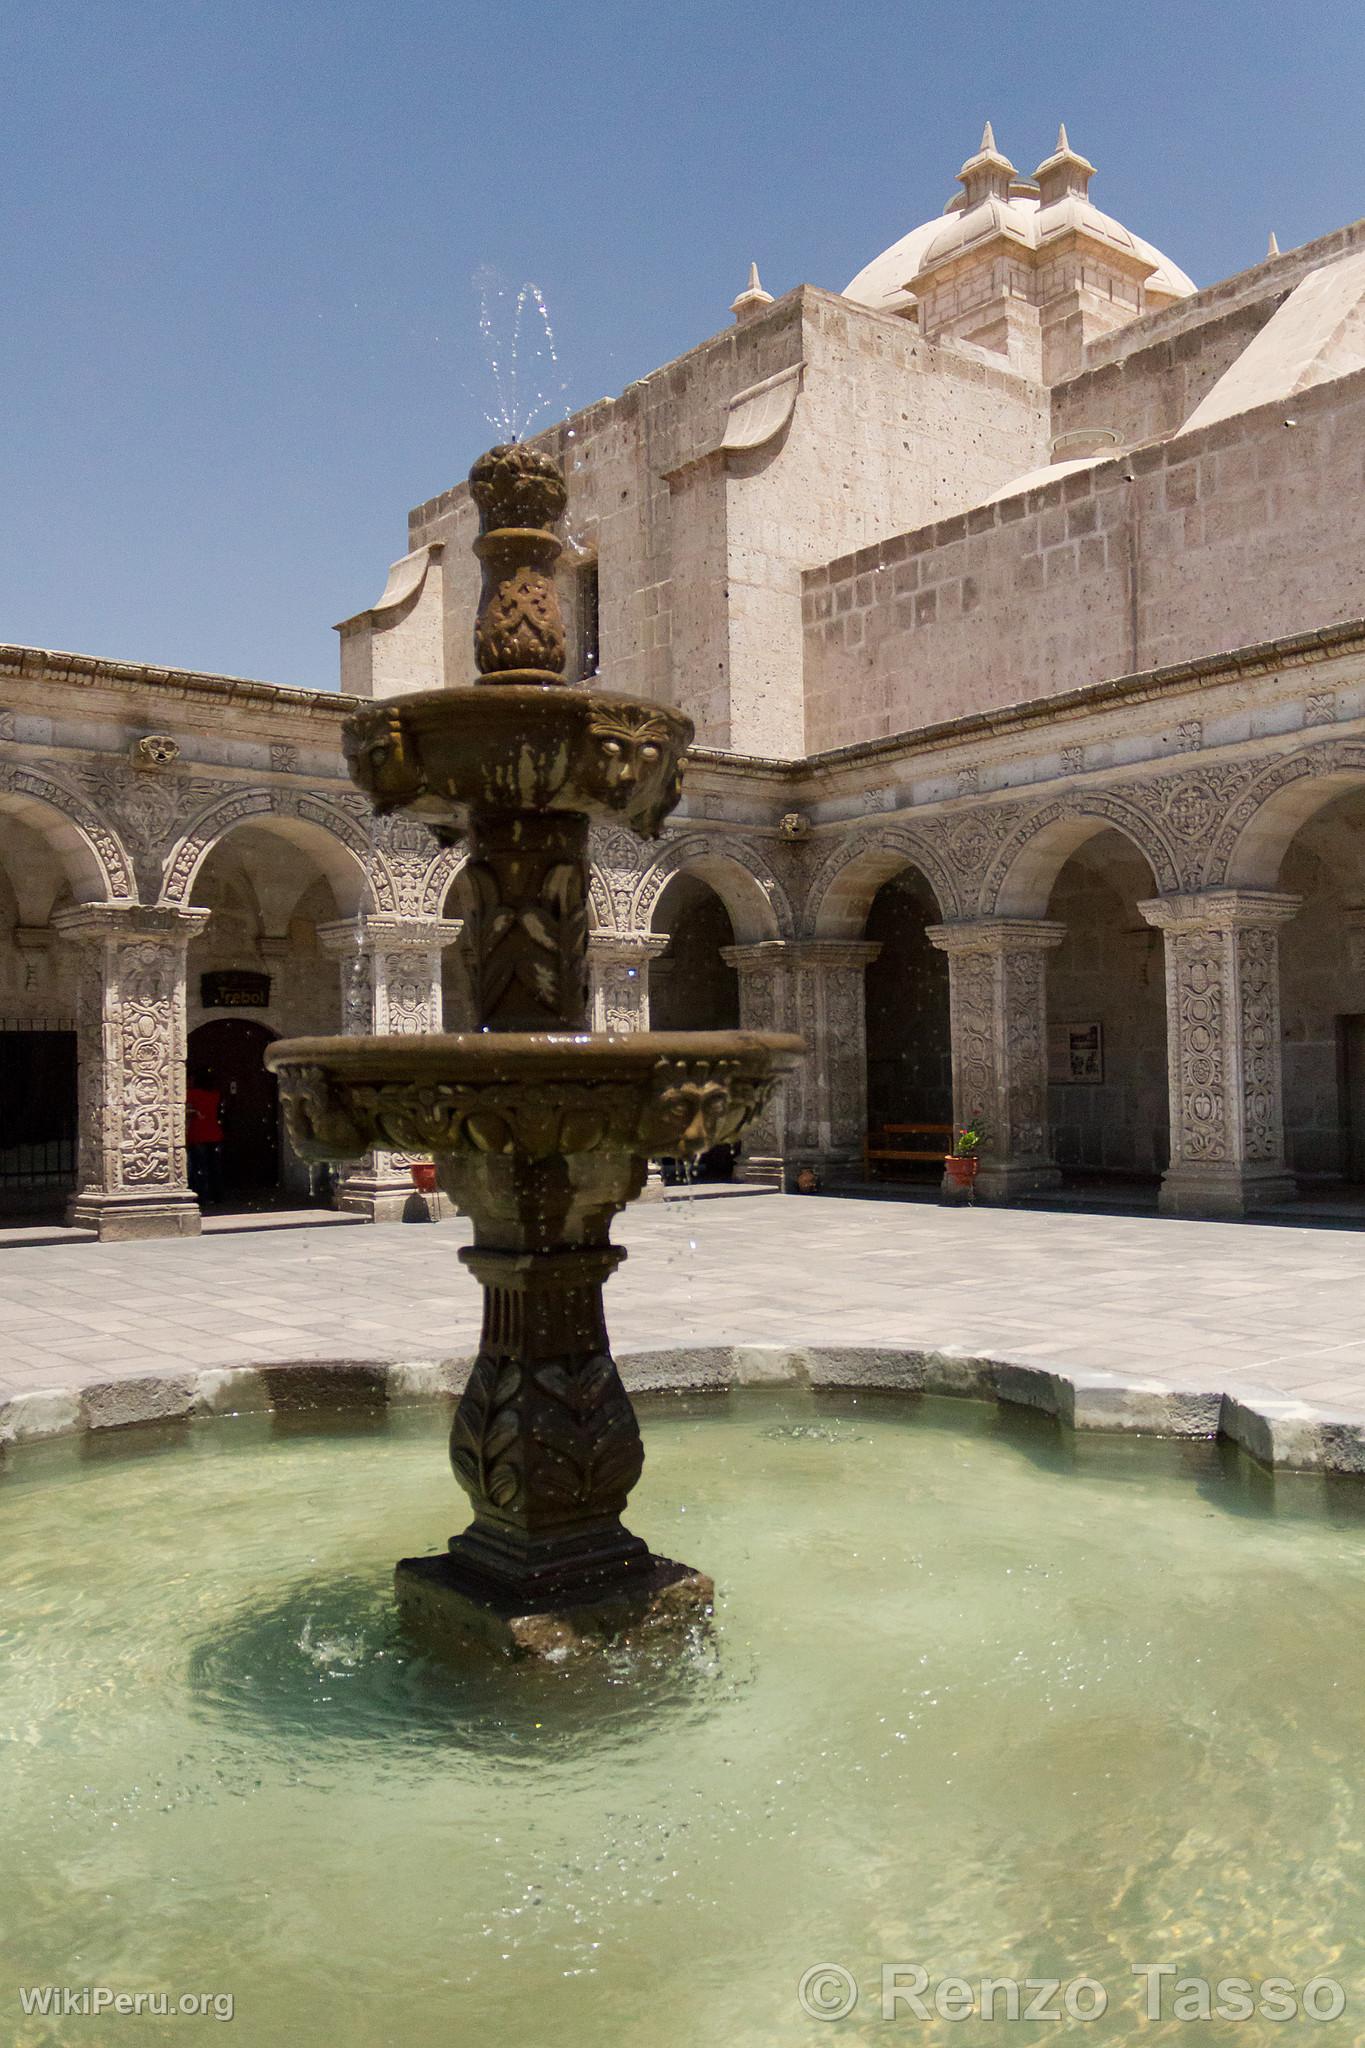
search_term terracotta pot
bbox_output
[943,1154,979,1189]
[410,1161,438,1195]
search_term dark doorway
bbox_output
[863,871,952,1179]
[187,1018,280,1204]
[1339,1016,1365,1183]
[650,876,740,1031]
[0,1028,77,1217]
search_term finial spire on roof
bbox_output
[956,121,1015,206]
[730,259,774,324]
[1267,230,1281,257]
[1033,123,1096,204]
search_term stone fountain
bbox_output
[266,443,801,1654]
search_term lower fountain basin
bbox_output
[3,1388,1363,2043]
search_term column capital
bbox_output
[721,939,882,972]
[1137,890,1301,934]
[925,918,1067,957]
[54,904,210,946]
[588,929,671,965]
[317,915,463,957]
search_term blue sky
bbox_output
[2,0,1361,692]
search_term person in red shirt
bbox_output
[186,1067,226,1205]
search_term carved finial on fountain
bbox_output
[469,442,569,684]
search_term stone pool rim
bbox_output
[2,1345,1364,1476]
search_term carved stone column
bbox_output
[722,940,880,1184]
[317,916,461,1220]
[1138,890,1300,1217]
[54,904,209,1240]
[926,919,1067,1201]
[587,930,669,1033]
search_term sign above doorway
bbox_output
[200,971,271,1010]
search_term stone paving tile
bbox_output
[0,1196,1359,1422]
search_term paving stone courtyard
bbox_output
[0,1192,1360,1425]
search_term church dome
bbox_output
[843,125,1195,318]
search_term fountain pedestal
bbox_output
[266,443,800,1656]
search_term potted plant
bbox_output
[943,1124,985,1191]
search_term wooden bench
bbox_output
[864,1122,953,1176]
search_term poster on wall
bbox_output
[1048,1021,1104,1085]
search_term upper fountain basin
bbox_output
[265,1030,804,1165]
[343,685,695,841]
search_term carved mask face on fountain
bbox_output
[589,704,684,840]
[344,707,428,815]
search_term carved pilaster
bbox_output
[587,930,669,1033]
[1138,890,1300,1217]
[54,904,209,1240]
[317,916,462,1220]
[926,919,1067,1201]
[722,940,880,1184]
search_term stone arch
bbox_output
[412,842,464,917]
[0,764,134,902]
[634,833,791,942]
[986,795,1180,916]
[587,867,614,934]
[1212,743,1365,888]
[161,788,392,914]
[807,826,958,938]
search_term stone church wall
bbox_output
[400,288,1046,755]
[1053,218,1365,451]
[804,363,1365,745]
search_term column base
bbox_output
[336,1168,453,1224]
[974,1161,1062,1204]
[336,1186,449,1224]
[1158,1167,1297,1220]
[394,1550,714,1660]
[784,1149,862,1192]
[66,1190,202,1242]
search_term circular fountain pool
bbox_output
[3,1389,1363,2044]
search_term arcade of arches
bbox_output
[8,642,1365,1235]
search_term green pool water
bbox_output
[2,1390,1363,2045]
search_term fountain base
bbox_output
[394,1551,714,1660]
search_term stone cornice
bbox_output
[7,612,1365,813]
[0,645,361,724]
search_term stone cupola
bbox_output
[845,125,1195,385]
